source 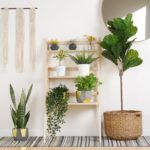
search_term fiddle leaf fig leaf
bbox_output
[123,49,143,71]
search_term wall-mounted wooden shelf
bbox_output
[44,39,102,144]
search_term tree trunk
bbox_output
[119,70,124,111]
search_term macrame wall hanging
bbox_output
[2,8,9,67]
[0,7,37,72]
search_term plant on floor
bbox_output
[46,84,69,136]
[48,39,59,50]
[69,53,99,76]
[10,84,33,141]
[84,35,97,49]
[100,14,143,140]
[75,73,101,103]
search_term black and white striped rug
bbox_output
[0,136,150,147]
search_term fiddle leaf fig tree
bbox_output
[100,14,143,111]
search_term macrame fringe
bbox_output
[15,8,24,72]
[29,8,36,70]
[2,8,9,67]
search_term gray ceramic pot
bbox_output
[76,91,93,103]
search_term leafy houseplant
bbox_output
[101,14,143,140]
[69,53,99,76]
[68,40,77,50]
[10,84,33,141]
[54,50,68,76]
[84,35,97,50]
[48,40,59,50]
[46,84,69,136]
[75,73,100,103]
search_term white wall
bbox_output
[0,0,150,136]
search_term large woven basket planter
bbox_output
[104,110,142,140]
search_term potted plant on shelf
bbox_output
[54,49,67,76]
[48,39,59,50]
[84,35,97,50]
[10,84,33,141]
[68,40,77,50]
[46,84,69,136]
[75,73,101,103]
[69,53,99,76]
[100,14,143,140]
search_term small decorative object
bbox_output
[101,14,143,140]
[68,40,77,50]
[46,84,69,136]
[10,84,33,141]
[84,35,97,50]
[54,49,67,76]
[48,39,59,50]
[75,73,101,103]
[69,53,99,76]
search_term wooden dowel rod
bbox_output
[1,8,38,10]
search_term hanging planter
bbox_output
[48,40,59,50]
[75,73,101,103]
[69,53,99,76]
[68,41,77,50]
[54,49,67,76]
[100,14,143,140]
[10,84,33,141]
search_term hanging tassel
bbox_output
[29,8,36,70]
[15,8,24,72]
[2,8,9,67]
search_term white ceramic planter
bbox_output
[78,64,90,76]
[56,66,66,76]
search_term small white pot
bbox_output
[78,64,90,76]
[56,66,66,76]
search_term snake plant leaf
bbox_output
[123,49,143,71]
[10,106,17,128]
[17,89,26,128]
[10,84,17,110]
[24,111,30,128]
[25,84,33,105]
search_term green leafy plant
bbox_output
[46,84,69,136]
[48,40,59,45]
[100,14,143,111]
[69,53,99,64]
[75,73,101,91]
[10,84,33,129]
[54,49,68,65]
[84,35,97,49]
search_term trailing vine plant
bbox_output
[100,14,143,111]
[46,84,69,136]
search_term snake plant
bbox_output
[10,84,33,129]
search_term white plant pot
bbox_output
[56,66,66,76]
[78,64,90,76]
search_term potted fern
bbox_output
[69,53,99,76]
[54,50,67,76]
[100,14,143,140]
[75,73,100,103]
[10,84,33,141]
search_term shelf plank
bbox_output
[48,76,76,79]
[48,67,97,71]
[47,49,98,54]
[69,92,99,96]
[68,102,99,106]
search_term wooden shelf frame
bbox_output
[44,39,102,144]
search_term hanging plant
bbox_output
[46,84,69,136]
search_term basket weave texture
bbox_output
[104,110,142,140]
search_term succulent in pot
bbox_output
[84,35,97,50]
[69,53,99,76]
[10,84,33,141]
[100,14,143,140]
[75,73,101,103]
[48,40,59,50]
[54,49,67,76]
[68,40,77,50]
